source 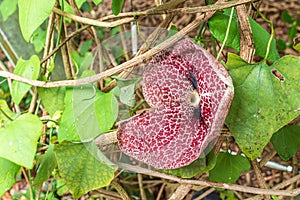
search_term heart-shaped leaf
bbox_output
[226,53,300,159]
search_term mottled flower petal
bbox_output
[117,38,234,169]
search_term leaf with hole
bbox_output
[226,53,300,159]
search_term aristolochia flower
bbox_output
[117,38,234,169]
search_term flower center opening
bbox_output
[187,90,200,107]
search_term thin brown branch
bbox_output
[40,25,90,65]
[101,0,252,21]
[1,3,218,88]
[52,7,135,27]
[236,4,255,63]
[168,184,193,200]
[117,162,300,197]
[138,174,147,200]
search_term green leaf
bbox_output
[33,145,57,189]
[162,150,216,178]
[54,142,117,198]
[0,100,16,127]
[0,158,21,197]
[271,125,300,161]
[59,83,118,142]
[31,27,47,53]
[18,0,55,42]
[0,114,43,168]
[226,54,300,159]
[209,152,250,183]
[111,0,124,15]
[113,76,141,107]
[75,0,86,8]
[93,0,102,5]
[95,92,119,132]
[0,0,18,21]
[288,25,297,40]
[281,11,293,24]
[38,87,66,116]
[12,55,40,105]
[208,12,280,62]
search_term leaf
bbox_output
[113,76,141,107]
[0,0,18,21]
[111,0,124,15]
[208,12,280,62]
[31,27,47,53]
[209,152,250,183]
[38,87,65,116]
[226,54,300,159]
[18,0,55,42]
[0,100,16,127]
[93,0,102,5]
[0,158,20,197]
[33,145,57,189]
[95,92,119,132]
[271,125,300,161]
[54,141,117,198]
[0,114,43,168]
[12,55,40,105]
[281,11,293,24]
[162,150,216,178]
[59,83,118,142]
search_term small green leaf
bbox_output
[226,54,300,159]
[0,100,16,127]
[271,125,300,161]
[281,11,293,24]
[111,0,124,15]
[208,12,280,62]
[33,145,57,189]
[113,76,141,107]
[38,87,66,116]
[93,0,102,5]
[162,150,216,178]
[0,158,20,197]
[18,0,55,42]
[12,55,40,105]
[277,39,287,51]
[209,152,250,183]
[54,142,117,198]
[0,114,43,168]
[31,27,47,53]
[0,0,18,21]
[288,25,297,40]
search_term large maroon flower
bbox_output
[117,38,234,169]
